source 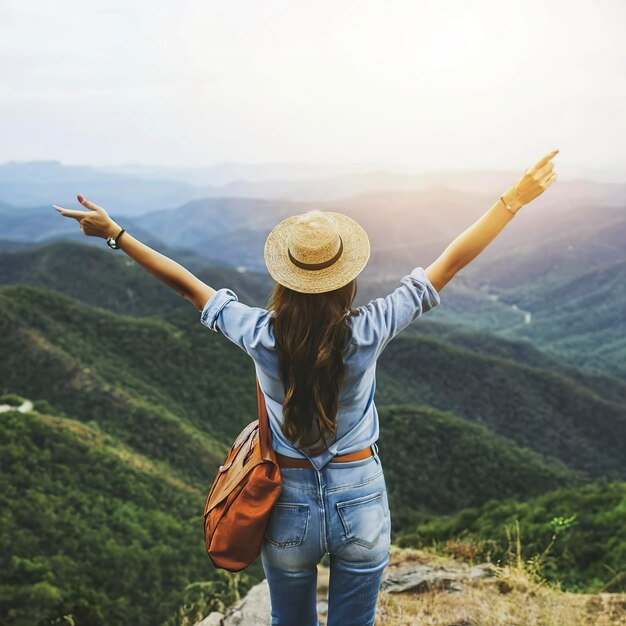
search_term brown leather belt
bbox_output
[276,445,373,468]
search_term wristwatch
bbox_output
[106,228,126,249]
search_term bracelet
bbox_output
[500,195,518,216]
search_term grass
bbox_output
[370,516,625,626]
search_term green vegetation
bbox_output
[0,284,251,485]
[395,481,626,592]
[0,393,26,407]
[377,404,586,524]
[0,240,269,317]
[0,408,263,626]
[2,283,624,488]
[377,333,626,479]
[508,259,626,378]
[1,242,624,623]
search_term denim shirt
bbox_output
[200,266,441,471]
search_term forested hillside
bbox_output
[376,332,626,479]
[2,283,624,488]
[1,240,624,625]
[0,240,270,315]
[3,237,624,378]
[376,404,585,525]
[0,405,259,626]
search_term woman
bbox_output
[53,149,558,626]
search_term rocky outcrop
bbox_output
[380,561,497,595]
[193,548,497,626]
[204,579,271,626]
[195,613,224,626]
[193,547,626,626]
[192,577,329,626]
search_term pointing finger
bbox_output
[533,149,559,171]
[535,160,554,179]
[52,205,90,219]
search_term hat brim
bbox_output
[264,212,371,294]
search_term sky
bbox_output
[1,0,625,181]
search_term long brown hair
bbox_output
[267,278,363,452]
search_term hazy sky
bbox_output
[1,0,625,181]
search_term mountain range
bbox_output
[0,163,624,625]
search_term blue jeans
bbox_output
[261,443,391,626]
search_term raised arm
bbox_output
[52,195,215,311]
[424,149,559,293]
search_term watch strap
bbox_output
[115,228,126,245]
[107,228,126,249]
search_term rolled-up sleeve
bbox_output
[200,288,239,332]
[200,287,272,355]
[358,266,440,357]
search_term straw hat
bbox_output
[264,209,371,294]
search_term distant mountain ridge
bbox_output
[1,235,623,380]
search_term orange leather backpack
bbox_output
[203,376,283,572]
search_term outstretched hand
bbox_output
[52,194,121,239]
[505,150,559,212]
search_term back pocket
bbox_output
[264,502,310,547]
[336,491,385,549]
